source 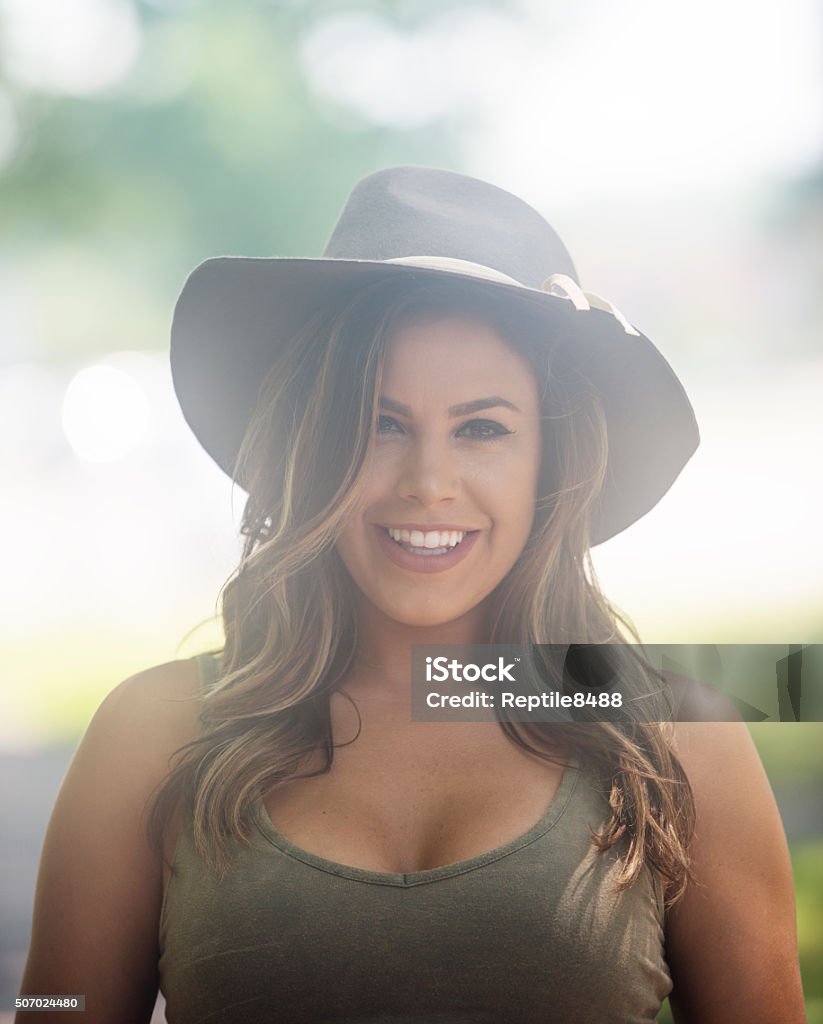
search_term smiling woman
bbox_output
[16,167,805,1023]
[335,314,543,622]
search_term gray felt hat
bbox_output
[170,165,699,545]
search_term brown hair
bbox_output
[148,275,694,906]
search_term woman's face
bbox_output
[335,314,543,628]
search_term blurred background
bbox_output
[0,0,820,1020]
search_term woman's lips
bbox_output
[373,525,481,574]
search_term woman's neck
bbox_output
[344,595,492,704]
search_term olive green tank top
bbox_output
[158,653,672,1023]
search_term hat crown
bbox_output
[322,166,578,289]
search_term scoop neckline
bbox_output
[251,752,581,887]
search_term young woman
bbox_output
[18,167,804,1023]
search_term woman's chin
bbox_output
[375,596,489,632]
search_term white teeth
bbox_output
[387,528,465,548]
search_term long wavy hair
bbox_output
[148,275,695,906]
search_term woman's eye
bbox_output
[375,416,513,441]
[376,415,403,435]
[457,419,513,441]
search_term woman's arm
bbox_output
[665,720,806,1024]
[15,659,200,1024]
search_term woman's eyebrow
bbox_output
[379,395,521,418]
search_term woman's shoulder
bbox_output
[668,715,773,862]
[16,657,214,1011]
[663,718,804,1020]
[111,655,207,700]
[81,656,210,790]
[108,654,205,701]
[96,656,204,741]
[85,658,212,868]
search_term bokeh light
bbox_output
[61,363,150,463]
[0,0,141,95]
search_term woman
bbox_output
[18,167,804,1022]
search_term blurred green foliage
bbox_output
[0,0,515,360]
[795,840,823,1018]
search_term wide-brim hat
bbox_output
[170,165,698,545]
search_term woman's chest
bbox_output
[259,721,568,875]
[159,760,671,1024]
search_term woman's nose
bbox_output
[395,437,460,506]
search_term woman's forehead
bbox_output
[381,314,539,406]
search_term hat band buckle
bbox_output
[541,273,640,337]
[383,257,639,337]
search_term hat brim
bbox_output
[170,256,699,545]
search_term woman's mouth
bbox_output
[386,527,467,555]
[374,525,481,574]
